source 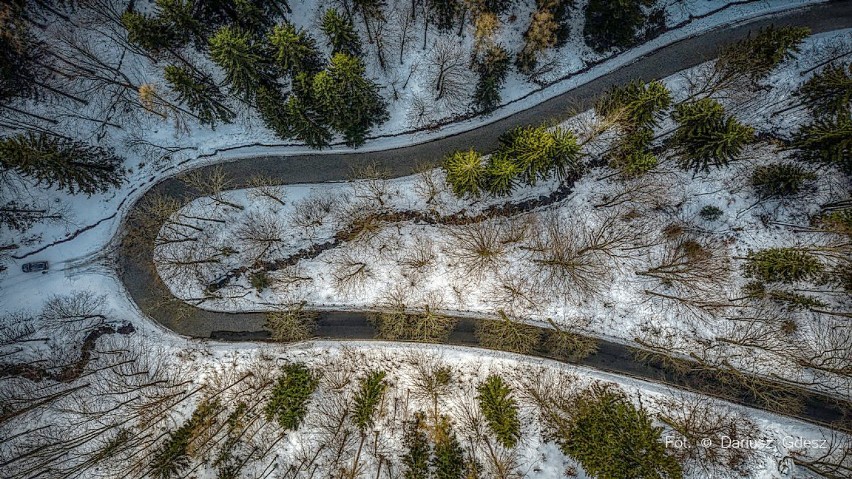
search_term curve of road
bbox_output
[118,1,852,430]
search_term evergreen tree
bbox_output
[743,247,824,284]
[121,11,176,54]
[559,384,682,479]
[484,152,521,196]
[672,98,755,172]
[476,375,520,449]
[596,80,671,130]
[164,65,234,127]
[427,0,462,32]
[0,133,124,195]
[796,63,852,118]
[208,26,270,99]
[443,149,486,197]
[750,162,816,198]
[608,127,658,178]
[791,114,852,174]
[155,0,206,47]
[282,92,333,148]
[312,53,388,147]
[401,413,431,479]
[498,125,582,184]
[264,363,318,430]
[268,22,323,75]
[473,44,510,113]
[321,8,362,57]
[718,25,810,85]
[255,84,294,139]
[583,0,651,53]
[431,416,467,479]
[353,369,388,432]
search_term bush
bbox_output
[750,163,816,198]
[476,375,521,449]
[557,384,683,479]
[743,248,824,284]
[264,363,318,430]
[264,303,317,342]
[608,128,658,178]
[699,205,724,222]
[250,271,271,291]
[475,311,542,354]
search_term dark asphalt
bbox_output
[118,0,852,431]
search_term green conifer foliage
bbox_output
[743,248,824,284]
[208,26,269,99]
[282,94,333,148]
[750,162,816,198]
[0,133,123,195]
[312,53,388,147]
[164,65,234,127]
[718,25,811,84]
[583,0,652,52]
[792,114,852,174]
[473,44,510,114]
[672,98,754,172]
[431,416,467,479]
[121,11,176,54]
[596,80,671,130]
[427,0,462,32]
[255,84,293,139]
[476,375,521,449]
[498,125,581,184]
[796,63,852,118]
[401,413,431,479]
[484,152,521,197]
[155,0,205,46]
[353,370,388,432]
[1,7,39,103]
[558,384,683,479]
[150,400,222,479]
[442,149,486,197]
[321,8,362,57]
[268,22,323,75]
[264,363,318,430]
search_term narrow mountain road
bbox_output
[117,1,852,430]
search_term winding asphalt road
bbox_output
[118,1,852,429]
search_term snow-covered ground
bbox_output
[0,0,831,276]
[153,29,852,397]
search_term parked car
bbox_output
[21,261,49,273]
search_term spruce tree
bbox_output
[517,8,558,74]
[443,149,486,197]
[264,363,318,430]
[312,53,388,147]
[473,44,510,113]
[401,413,431,479]
[255,84,294,140]
[672,98,755,172]
[0,133,124,195]
[431,417,467,479]
[476,375,520,449]
[283,93,333,148]
[321,8,362,57]
[484,152,521,196]
[208,26,270,99]
[791,114,852,174]
[164,65,234,127]
[1,7,38,104]
[609,127,657,178]
[559,384,682,479]
[427,0,462,32]
[744,247,824,284]
[498,125,581,184]
[583,0,651,52]
[268,22,323,75]
[718,25,810,85]
[121,11,176,54]
[353,370,388,432]
[750,162,816,199]
[796,63,852,118]
[155,0,205,47]
[596,80,671,130]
